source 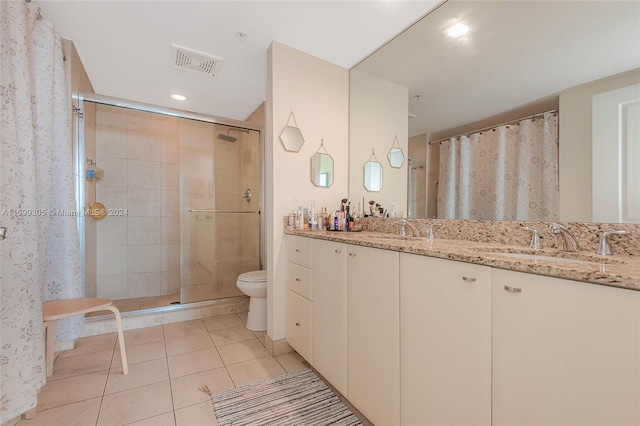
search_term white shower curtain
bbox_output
[437,112,558,221]
[1,0,82,421]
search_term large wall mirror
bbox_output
[350,0,640,223]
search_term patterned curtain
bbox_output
[1,0,83,421]
[437,112,559,221]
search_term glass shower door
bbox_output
[179,119,260,303]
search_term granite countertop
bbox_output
[285,229,640,292]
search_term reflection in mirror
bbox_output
[388,147,405,168]
[364,160,383,192]
[311,152,334,188]
[352,1,640,222]
[280,111,305,152]
[388,135,405,168]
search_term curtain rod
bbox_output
[428,109,558,145]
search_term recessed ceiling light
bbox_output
[447,23,469,38]
[171,94,186,101]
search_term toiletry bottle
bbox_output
[320,207,327,231]
[288,210,296,230]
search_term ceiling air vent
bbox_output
[170,44,223,78]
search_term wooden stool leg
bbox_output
[46,320,56,377]
[107,306,128,374]
[23,406,37,420]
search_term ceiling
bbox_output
[355,0,640,137]
[39,0,442,121]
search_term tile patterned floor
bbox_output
[20,312,308,426]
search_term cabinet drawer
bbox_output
[286,262,313,300]
[286,289,313,362]
[286,235,313,268]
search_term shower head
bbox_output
[217,128,250,142]
[217,132,238,142]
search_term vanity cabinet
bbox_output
[285,235,314,362]
[285,290,313,362]
[492,269,640,425]
[312,239,348,396]
[400,254,492,426]
[347,245,400,426]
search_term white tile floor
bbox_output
[20,312,309,426]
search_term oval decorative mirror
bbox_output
[387,135,405,168]
[364,149,383,192]
[280,111,305,152]
[310,139,334,187]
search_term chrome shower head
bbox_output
[217,128,250,142]
[217,132,238,142]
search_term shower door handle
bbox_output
[187,209,256,213]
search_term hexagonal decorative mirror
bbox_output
[280,111,305,152]
[311,139,334,187]
[387,135,405,168]
[364,149,383,192]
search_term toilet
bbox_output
[236,270,267,331]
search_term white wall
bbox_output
[349,70,408,217]
[266,42,349,340]
[559,68,640,222]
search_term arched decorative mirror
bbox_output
[387,135,405,168]
[310,139,334,187]
[280,111,305,152]
[364,149,383,192]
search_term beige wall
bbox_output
[350,70,408,216]
[267,42,349,340]
[559,68,640,222]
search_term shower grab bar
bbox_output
[187,209,257,214]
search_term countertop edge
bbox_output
[284,230,640,292]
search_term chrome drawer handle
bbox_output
[348,253,356,257]
[504,285,522,293]
[295,278,301,282]
[335,249,341,253]
[462,276,476,282]
[295,322,301,327]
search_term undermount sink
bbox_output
[472,247,625,265]
[351,233,420,241]
[482,252,588,265]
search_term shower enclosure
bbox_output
[78,95,262,313]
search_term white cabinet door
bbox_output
[492,269,640,426]
[313,239,348,396]
[285,289,313,363]
[347,245,400,426]
[400,254,491,426]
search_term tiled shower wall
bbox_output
[178,121,259,303]
[95,104,180,299]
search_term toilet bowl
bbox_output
[236,270,267,331]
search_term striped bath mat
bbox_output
[211,369,362,425]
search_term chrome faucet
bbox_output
[398,219,421,237]
[426,223,442,239]
[550,223,579,252]
[596,230,630,255]
[520,226,541,249]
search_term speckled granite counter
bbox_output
[285,229,640,291]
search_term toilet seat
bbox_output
[238,270,267,283]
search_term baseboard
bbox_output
[264,335,294,356]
